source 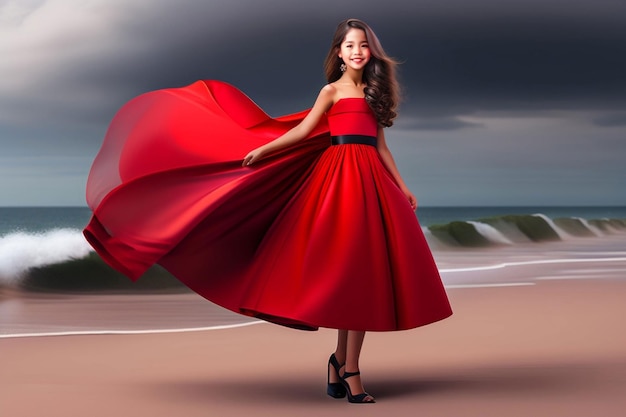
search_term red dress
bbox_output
[84,80,452,331]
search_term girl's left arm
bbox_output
[376,126,417,210]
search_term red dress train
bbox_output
[84,80,452,331]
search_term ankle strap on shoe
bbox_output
[342,370,361,379]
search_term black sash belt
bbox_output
[331,135,377,147]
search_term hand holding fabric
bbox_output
[243,146,267,166]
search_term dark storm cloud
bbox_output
[2,0,626,206]
[4,0,626,126]
[143,0,626,119]
[395,116,484,131]
[592,113,626,127]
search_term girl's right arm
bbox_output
[242,85,335,166]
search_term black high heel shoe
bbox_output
[327,354,346,398]
[341,370,376,404]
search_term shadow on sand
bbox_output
[145,359,625,405]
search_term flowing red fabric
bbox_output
[84,80,452,331]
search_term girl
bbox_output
[84,18,451,405]
[242,18,452,403]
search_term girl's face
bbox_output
[338,28,371,72]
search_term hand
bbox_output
[403,188,417,211]
[242,146,266,167]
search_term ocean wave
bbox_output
[1,214,625,292]
[0,228,184,292]
[0,229,91,284]
[427,214,626,247]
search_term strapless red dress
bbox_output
[84,80,452,331]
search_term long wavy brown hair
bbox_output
[323,18,400,127]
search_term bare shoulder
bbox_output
[319,84,337,100]
[321,83,337,93]
[310,84,336,112]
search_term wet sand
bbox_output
[2,278,625,417]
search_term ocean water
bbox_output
[0,206,92,235]
[416,206,626,227]
[0,205,625,291]
[2,205,626,235]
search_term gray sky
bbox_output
[1,0,625,206]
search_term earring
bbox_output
[340,63,347,72]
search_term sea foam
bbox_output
[0,229,92,284]
[467,221,513,245]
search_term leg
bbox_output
[341,330,375,403]
[344,330,365,373]
[327,330,349,398]
[328,330,348,385]
[334,329,348,364]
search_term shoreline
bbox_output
[2,240,626,338]
[2,278,625,416]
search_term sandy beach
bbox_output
[2,276,625,417]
